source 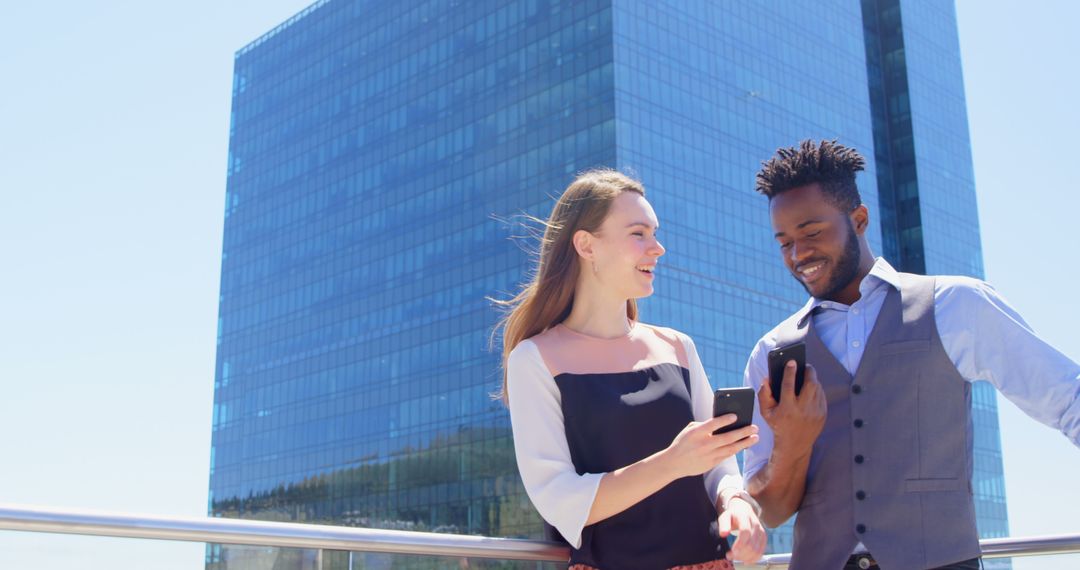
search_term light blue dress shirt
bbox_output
[743,257,1080,482]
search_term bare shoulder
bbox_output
[636,322,693,367]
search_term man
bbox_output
[743,139,1080,570]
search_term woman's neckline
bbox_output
[556,320,639,341]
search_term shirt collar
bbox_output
[794,257,901,328]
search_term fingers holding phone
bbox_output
[758,361,826,453]
[665,416,758,478]
[663,387,763,478]
[708,387,759,457]
[767,342,806,403]
[713,387,754,434]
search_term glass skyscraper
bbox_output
[209,0,1007,566]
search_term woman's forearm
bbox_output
[584,448,680,525]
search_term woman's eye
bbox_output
[632,232,644,237]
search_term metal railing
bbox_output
[2,503,1079,568]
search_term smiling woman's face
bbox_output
[588,191,666,300]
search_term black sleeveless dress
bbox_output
[551,362,729,568]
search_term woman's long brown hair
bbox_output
[493,169,645,404]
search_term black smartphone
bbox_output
[712,387,755,435]
[767,342,806,403]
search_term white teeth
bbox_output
[800,263,823,276]
[637,266,654,273]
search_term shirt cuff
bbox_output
[556,471,605,548]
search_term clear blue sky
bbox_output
[0,2,1076,568]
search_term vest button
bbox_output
[855,454,865,464]
[856,490,867,500]
[851,384,863,394]
[856,523,867,534]
[853,419,864,428]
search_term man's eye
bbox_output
[780,242,792,250]
[806,231,821,238]
[632,231,644,237]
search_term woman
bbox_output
[496,169,767,569]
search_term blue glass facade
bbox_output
[612,0,881,387]
[209,1,616,564]
[209,0,1006,564]
[611,1,880,554]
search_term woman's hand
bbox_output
[719,497,767,563]
[662,415,759,479]
[585,416,758,527]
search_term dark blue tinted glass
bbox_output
[211,0,616,550]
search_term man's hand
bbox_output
[718,497,767,563]
[758,360,826,456]
[747,361,827,527]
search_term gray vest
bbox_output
[773,273,981,570]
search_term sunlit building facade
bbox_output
[208,0,1007,566]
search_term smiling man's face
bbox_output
[770,183,867,303]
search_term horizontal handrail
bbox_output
[1,503,1078,568]
[980,533,1080,559]
[0,503,563,562]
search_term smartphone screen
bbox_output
[767,342,806,403]
[712,387,755,435]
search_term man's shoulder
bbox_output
[929,273,989,290]
[893,270,985,290]
[750,306,811,359]
[927,273,998,307]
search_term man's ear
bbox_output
[850,205,870,235]
[572,229,595,260]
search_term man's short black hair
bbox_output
[755,139,866,212]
